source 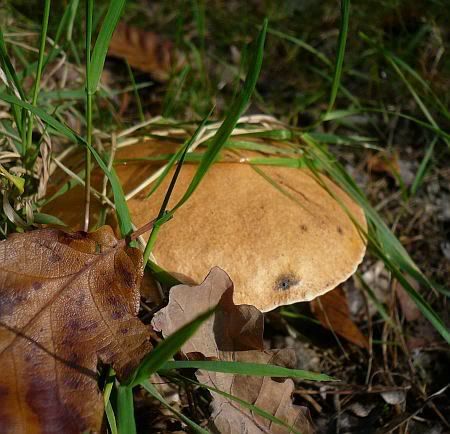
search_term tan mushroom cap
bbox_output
[44,139,367,312]
[128,162,367,312]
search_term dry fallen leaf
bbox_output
[393,276,421,322]
[197,350,314,434]
[152,268,314,434]
[366,151,400,180]
[310,286,369,349]
[109,21,182,81]
[152,267,264,358]
[0,226,151,434]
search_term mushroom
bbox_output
[127,159,367,312]
[46,140,367,312]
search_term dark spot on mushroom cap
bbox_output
[300,224,308,232]
[337,226,343,235]
[274,274,300,291]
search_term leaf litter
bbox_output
[152,267,315,434]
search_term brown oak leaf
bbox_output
[109,21,183,81]
[152,267,264,358]
[152,268,314,433]
[310,286,369,349]
[197,350,315,434]
[0,226,151,434]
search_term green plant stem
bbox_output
[84,92,93,231]
[84,0,94,232]
[125,61,145,123]
[142,223,161,264]
[25,0,51,156]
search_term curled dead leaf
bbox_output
[152,267,264,358]
[0,226,151,433]
[152,268,315,433]
[197,350,315,434]
[310,286,369,349]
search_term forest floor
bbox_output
[1,0,449,432]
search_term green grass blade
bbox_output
[0,30,26,100]
[146,261,182,287]
[142,112,212,263]
[356,272,396,328]
[359,32,450,122]
[105,400,118,434]
[84,0,94,232]
[161,360,334,382]
[302,134,450,343]
[0,165,24,193]
[26,0,51,152]
[125,61,145,123]
[410,136,437,195]
[44,0,80,69]
[328,0,350,112]
[267,27,332,67]
[141,381,210,434]
[127,308,215,387]
[163,64,190,118]
[0,93,133,236]
[88,0,126,94]
[33,212,66,226]
[386,56,441,131]
[103,367,118,434]
[0,29,25,144]
[52,0,80,48]
[172,374,303,434]
[0,93,77,141]
[170,18,267,213]
[93,161,132,237]
[116,385,136,434]
[145,114,212,202]
[322,107,450,142]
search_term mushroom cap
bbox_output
[128,162,367,312]
[44,139,367,312]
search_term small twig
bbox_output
[128,218,157,243]
[361,288,373,385]
[294,385,412,396]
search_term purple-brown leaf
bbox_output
[0,226,151,434]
